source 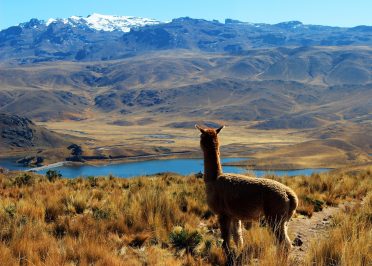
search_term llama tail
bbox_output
[286,189,298,219]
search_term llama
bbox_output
[195,125,298,259]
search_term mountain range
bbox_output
[1,14,372,63]
[0,15,371,131]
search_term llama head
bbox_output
[195,124,225,151]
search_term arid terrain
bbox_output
[1,49,371,168]
[35,116,371,169]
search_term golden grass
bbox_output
[305,192,372,266]
[0,166,370,265]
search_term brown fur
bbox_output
[196,125,298,258]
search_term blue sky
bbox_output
[1,0,371,29]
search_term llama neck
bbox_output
[203,146,223,182]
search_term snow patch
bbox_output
[45,13,162,32]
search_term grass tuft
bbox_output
[169,226,202,254]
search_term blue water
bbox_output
[0,158,30,171]
[36,158,247,178]
[0,158,330,178]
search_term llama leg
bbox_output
[268,218,292,253]
[275,221,291,262]
[218,214,235,265]
[218,214,232,254]
[276,221,291,252]
[282,222,292,252]
[232,219,243,248]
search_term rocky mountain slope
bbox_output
[0,113,71,151]
[0,48,370,126]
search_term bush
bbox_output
[53,222,67,239]
[87,176,98,187]
[45,170,62,182]
[92,207,111,220]
[304,196,325,212]
[4,204,16,218]
[14,174,33,186]
[45,202,63,223]
[169,226,202,254]
[72,198,86,214]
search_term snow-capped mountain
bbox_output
[1,15,372,64]
[45,13,162,32]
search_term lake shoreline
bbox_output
[1,156,331,179]
[0,151,197,169]
[0,153,335,172]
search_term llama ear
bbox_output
[195,124,206,133]
[216,125,225,134]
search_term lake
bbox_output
[0,158,330,178]
[0,158,32,171]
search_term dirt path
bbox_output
[288,203,352,263]
[288,207,339,263]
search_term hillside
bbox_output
[0,113,80,163]
[0,113,71,149]
[0,48,371,124]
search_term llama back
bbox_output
[214,174,298,218]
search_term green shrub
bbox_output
[14,173,34,186]
[169,226,202,254]
[92,207,111,220]
[45,170,62,182]
[304,196,325,212]
[4,204,16,218]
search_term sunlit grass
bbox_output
[0,166,370,265]
[305,191,372,266]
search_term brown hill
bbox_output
[0,48,371,125]
[0,45,370,162]
[0,90,88,121]
[0,113,72,152]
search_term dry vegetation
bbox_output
[0,165,370,265]
[305,192,372,266]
